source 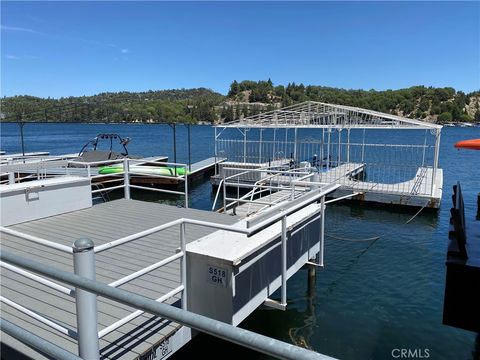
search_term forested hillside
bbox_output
[225,80,480,124]
[0,88,223,123]
[1,81,479,124]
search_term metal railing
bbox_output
[0,181,339,360]
[213,164,324,215]
[0,250,335,360]
[0,156,190,208]
[215,130,440,198]
[0,318,81,360]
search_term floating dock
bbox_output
[0,151,51,164]
[0,174,337,359]
[1,200,236,359]
[212,161,442,209]
[212,101,443,209]
[0,156,224,190]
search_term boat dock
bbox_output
[212,161,442,209]
[0,151,51,164]
[129,157,224,186]
[1,200,237,359]
[0,172,337,359]
[0,156,224,190]
[212,101,443,209]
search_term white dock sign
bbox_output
[207,265,228,287]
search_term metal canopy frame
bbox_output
[213,101,443,201]
[215,101,441,130]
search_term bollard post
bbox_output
[73,238,99,360]
[123,158,130,199]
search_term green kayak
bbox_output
[99,165,189,176]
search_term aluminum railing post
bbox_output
[431,128,441,196]
[214,127,218,176]
[222,176,227,212]
[73,238,99,360]
[319,197,325,267]
[312,171,319,190]
[180,222,187,310]
[184,172,189,209]
[281,215,287,307]
[8,160,15,184]
[123,158,130,199]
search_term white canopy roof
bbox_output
[217,101,442,130]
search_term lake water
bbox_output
[1,123,479,359]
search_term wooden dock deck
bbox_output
[0,199,238,359]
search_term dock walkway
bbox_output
[213,161,442,208]
[232,190,293,218]
[0,199,238,359]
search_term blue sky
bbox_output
[1,1,479,98]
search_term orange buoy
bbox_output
[454,139,480,150]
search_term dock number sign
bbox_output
[207,265,228,287]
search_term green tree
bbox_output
[475,109,480,122]
[228,80,240,97]
[437,112,453,123]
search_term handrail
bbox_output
[0,250,335,360]
[98,285,184,339]
[217,164,318,215]
[211,178,224,211]
[108,252,183,288]
[0,227,73,253]
[0,261,74,296]
[94,182,338,255]
[222,166,310,182]
[80,158,189,207]
[93,217,249,253]
[1,156,189,207]
[0,296,78,339]
[0,319,81,360]
[1,167,338,360]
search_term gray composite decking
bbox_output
[188,157,225,174]
[0,199,238,359]
[231,190,294,218]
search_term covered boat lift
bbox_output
[212,101,443,209]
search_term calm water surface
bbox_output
[1,123,479,359]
